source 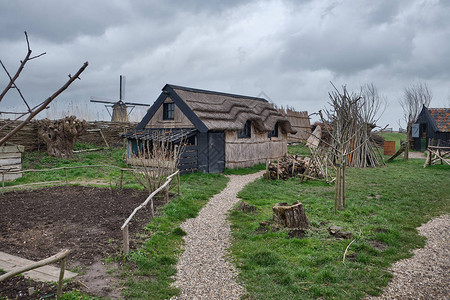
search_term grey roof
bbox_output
[123,128,197,143]
[169,85,296,134]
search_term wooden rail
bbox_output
[0,249,71,299]
[121,170,180,254]
[424,145,450,168]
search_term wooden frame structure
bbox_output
[424,145,450,167]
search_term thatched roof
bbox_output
[169,85,296,134]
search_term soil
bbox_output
[0,185,164,299]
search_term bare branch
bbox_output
[0,61,89,146]
[0,32,34,102]
[0,60,32,112]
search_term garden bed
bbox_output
[0,185,163,299]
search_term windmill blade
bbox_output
[123,101,150,107]
[120,75,126,101]
[90,96,117,104]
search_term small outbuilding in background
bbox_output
[412,105,450,151]
[124,84,297,173]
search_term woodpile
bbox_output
[265,154,334,183]
[266,155,307,180]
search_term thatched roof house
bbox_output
[124,84,296,173]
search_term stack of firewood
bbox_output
[266,154,336,183]
[266,155,307,180]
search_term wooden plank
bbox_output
[0,251,76,282]
[184,145,198,151]
[178,163,198,170]
[0,145,25,153]
[0,158,22,165]
[179,156,197,164]
[0,152,22,159]
[180,150,197,158]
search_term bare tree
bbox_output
[399,82,432,160]
[0,31,88,146]
[318,83,385,212]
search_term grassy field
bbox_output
[228,156,449,299]
[9,144,141,190]
[5,142,449,299]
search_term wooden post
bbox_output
[341,164,346,208]
[56,257,66,299]
[2,171,4,194]
[165,186,169,203]
[64,167,68,184]
[99,129,110,148]
[334,164,340,213]
[123,225,129,255]
[119,169,124,189]
[177,171,181,195]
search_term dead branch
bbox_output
[0,31,46,102]
[0,61,89,146]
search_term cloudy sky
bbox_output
[1,0,449,127]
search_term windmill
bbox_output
[90,75,150,122]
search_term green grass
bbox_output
[379,132,407,151]
[122,172,229,299]
[229,158,450,299]
[224,163,266,175]
[288,142,311,156]
[7,146,139,189]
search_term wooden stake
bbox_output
[123,225,129,255]
[64,167,68,184]
[177,171,181,195]
[57,257,66,299]
[165,186,169,203]
[119,169,124,189]
[2,171,4,194]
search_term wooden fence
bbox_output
[0,249,71,299]
[121,170,180,254]
[424,145,450,167]
[278,108,311,142]
[1,164,134,192]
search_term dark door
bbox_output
[208,132,225,173]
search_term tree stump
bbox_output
[37,116,86,158]
[272,201,309,229]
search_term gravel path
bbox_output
[367,214,450,300]
[172,171,265,300]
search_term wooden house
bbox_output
[124,84,296,173]
[412,105,450,151]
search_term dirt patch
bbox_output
[369,240,389,251]
[0,185,164,299]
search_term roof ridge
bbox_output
[165,84,268,102]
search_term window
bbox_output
[268,123,279,138]
[163,102,174,120]
[238,120,251,138]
